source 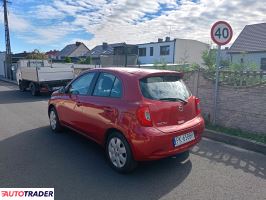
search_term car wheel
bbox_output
[49,107,62,132]
[175,150,190,162]
[29,82,40,96]
[106,132,137,173]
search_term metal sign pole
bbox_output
[213,45,221,125]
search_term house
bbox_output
[12,51,31,63]
[46,50,59,60]
[0,52,6,78]
[57,42,90,62]
[228,23,266,70]
[89,42,138,66]
[137,37,209,66]
[0,51,33,78]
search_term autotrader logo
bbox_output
[0,188,54,200]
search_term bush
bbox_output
[64,57,72,63]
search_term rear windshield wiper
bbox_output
[159,97,188,104]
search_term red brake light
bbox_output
[136,106,153,127]
[195,97,201,115]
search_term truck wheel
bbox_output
[19,81,26,92]
[29,82,40,96]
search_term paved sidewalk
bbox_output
[0,77,17,84]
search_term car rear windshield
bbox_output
[140,75,191,101]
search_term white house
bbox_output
[137,37,209,66]
[228,23,266,71]
[0,52,6,78]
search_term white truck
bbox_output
[16,59,74,96]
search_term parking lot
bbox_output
[0,80,265,200]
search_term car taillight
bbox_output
[136,106,153,127]
[195,97,201,115]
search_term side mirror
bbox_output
[58,86,66,94]
[70,89,80,95]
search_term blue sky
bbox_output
[0,0,265,53]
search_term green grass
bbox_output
[205,122,266,144]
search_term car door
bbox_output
[78,72,123,143]
[57,72,96,129]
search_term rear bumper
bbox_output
[130,116,205,161]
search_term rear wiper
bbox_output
[159,97,188,104]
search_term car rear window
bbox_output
[140,75,191,101]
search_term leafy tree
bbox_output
[65,57,72,63]
[202,49,216,71]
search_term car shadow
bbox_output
[191,139,266,180]
[0,126,192,200]
[0,89,50,104]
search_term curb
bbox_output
[203,129,266,155]
[0,78,17,85]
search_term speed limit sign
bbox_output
[211,21,233,45]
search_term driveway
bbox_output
[0,81,265,200]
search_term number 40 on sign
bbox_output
[211,21,233,46]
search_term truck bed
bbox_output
[21,67,74,83]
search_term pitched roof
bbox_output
[58,42,89,57]
[229,23,266,53]
[88,43,126,57]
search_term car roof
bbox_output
[90,67,183,79]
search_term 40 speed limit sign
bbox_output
[211,21,233,45]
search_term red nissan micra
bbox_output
[48,68,204,173]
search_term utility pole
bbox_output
[3,0,12,79]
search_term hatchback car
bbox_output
[48,68,204,172]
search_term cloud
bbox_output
[2,0,266,51]
[30,5,66,20]
[0,10,31,32]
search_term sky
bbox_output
[0,0,265,53]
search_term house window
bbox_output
[150,47,154,56]
[160,45,170,55]
[261,58,266,70]
[138,48,146,57]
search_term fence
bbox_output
[183,70,266,135]
[203,70,266,87]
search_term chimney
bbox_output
[165,37,170,42]
[103,42,108,50]
[158,38,163,43]
[76,42,82,46]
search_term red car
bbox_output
[48,68,204,172]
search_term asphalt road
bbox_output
[0,81,265,200]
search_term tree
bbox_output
[26,49,48,60]
[65,57,72,63]
[202,49,216,71]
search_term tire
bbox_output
[49,107,62,132]
[106,132,137,173]
[19,81,26,92]
[175,150,190,162]
[29,82,40,96]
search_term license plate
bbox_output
[173,132,195,147]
